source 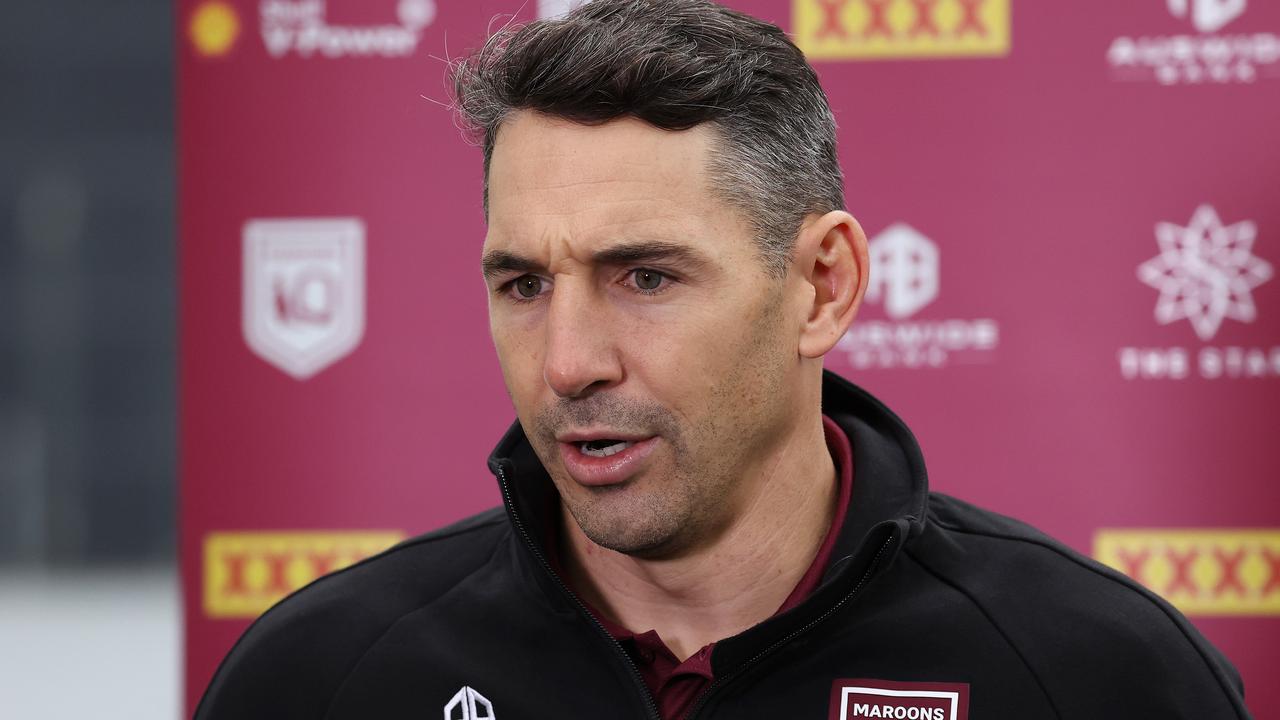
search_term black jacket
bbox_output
[196,371,1251,719]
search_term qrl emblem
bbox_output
[242,218,365,379]
[445,686,495,720]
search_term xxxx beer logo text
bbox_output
[794,0,1010,60]
[1095,529,1280,615]
[204,531,402,618]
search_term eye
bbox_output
[510,274,546,300]
[629,268,667,292]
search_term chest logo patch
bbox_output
[829,679,969,720]
[444,685,495,720]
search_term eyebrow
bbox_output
[592,241,711,270]
[480,250,540,281]
[481,241,712,281]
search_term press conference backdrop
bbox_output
[179,0,1280,715]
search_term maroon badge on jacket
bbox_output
[829,679,970,720]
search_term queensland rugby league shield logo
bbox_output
[242,218,365,379]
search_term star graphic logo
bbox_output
[1137,205,1272,341]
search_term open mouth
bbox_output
[578,439,633,458]
[557,434,660,487]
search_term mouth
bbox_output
[556,433,660,487]
[577,439,635,458]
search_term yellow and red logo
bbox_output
[793,0,1011,60]
[204,530,403,618]
[1094,529,1280,616]
[189,1,242,58]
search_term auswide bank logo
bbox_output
[445,686,496,720]
[1107,0,1280,85]
[793,0,1011,60]
[203,530,403,618]
[1118,204,1277,381]
[830,679,969,720]
[1095,529,1280,615]
[259,0,436,59]
[837,223,999,370]
[243,217,366,380]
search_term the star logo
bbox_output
[1137,205,1272,341]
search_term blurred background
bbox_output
[3,0,1278,718]
[0,1,179,717]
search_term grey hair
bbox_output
[450,0,845,276]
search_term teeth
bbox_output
[580,440,631,458]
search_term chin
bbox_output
[568,495,689,558]
[584,527,682,559]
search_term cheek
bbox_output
[665,291,790,412]
[620,304,753,403]
[490,316,545,400]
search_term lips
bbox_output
[556,433,659,487]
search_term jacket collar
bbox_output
[818,369,929,572]
[486,369,930,661]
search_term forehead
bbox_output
[485,112,739,248]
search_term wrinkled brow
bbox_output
[591,241,712,271]
[481,241,712,281]
[481,250,539,281]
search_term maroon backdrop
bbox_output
[179,0,1280,716]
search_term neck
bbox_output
[560,411,837,662]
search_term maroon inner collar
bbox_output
[544,415,855,720]
[549,413,855,649]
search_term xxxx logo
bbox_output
[1095,529,1280,615]
[204,531,402,618]
[794,0,1010,60]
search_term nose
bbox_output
[542,282,623,398]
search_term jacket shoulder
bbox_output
[194,507,510,720]
[911,493,1249,719]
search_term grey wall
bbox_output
[0,0,176,567]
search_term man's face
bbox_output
[483,112,809,558]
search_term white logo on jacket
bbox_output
[444,686,495,720]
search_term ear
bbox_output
[795,210,869,359]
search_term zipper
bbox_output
[683,532,898,720]
[496,464,663,720]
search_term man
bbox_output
[196,1,1251,718]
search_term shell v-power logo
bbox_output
[189,1,242,58]
[794,0,1010,60]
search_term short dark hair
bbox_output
[450,0,845,276]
